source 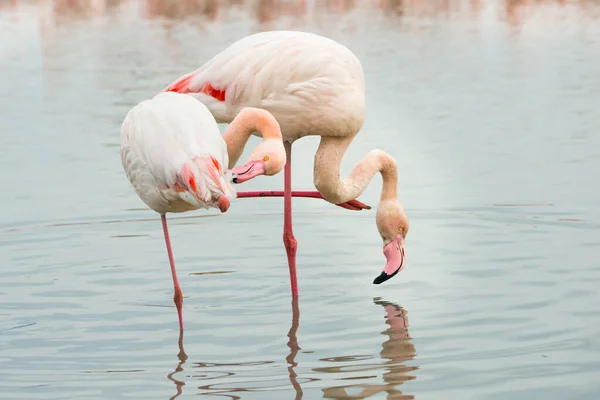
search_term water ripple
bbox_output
[2,0,600,398]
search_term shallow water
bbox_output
[1,0,600,398]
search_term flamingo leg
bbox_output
[161,214,184,331]
[236,191,371,211]
[283,141,299,297]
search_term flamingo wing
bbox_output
[164,31,365,133]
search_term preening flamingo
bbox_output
[121,91,286,331]
[164,30,409,295]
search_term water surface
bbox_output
[1,0,600,399]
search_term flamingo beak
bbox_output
[230,160,266,184]
[373,235,406,284]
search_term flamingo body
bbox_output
[120,91,287,331]
[165,31,409,296]
[164,30,366,142]
[121,91,235,215]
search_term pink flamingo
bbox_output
[121,91,286,331]
[164,30,410,296]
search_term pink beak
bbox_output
[230,160,266,184]
[373,235,406,284]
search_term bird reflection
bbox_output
[167,330,188,400]
[168,297,416,399]
[142,0,221,21]
[7,0,593,40]
[316,298,417,399]
[286,297,303,400]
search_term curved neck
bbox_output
[222,108,281,169]
[313,136,398,204]
[222,126,253,170]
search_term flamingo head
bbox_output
[373,200,409,285]
[230,139,286,184]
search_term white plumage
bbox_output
[162,30,409,294]
[120,91,235,215]
[119,90,286,332]
[164,30,366,142]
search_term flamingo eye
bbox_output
[397,227,403,232]
[263,156,270,162]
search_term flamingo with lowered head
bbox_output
[121,91,286,331]
[164,30,409,296]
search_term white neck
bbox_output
[222,108,281,169]
[313,135,398,204]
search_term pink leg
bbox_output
[161,214,184,331]
[236,191,371,211]
[283,141,299,297]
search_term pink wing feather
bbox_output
[163,31,365,137]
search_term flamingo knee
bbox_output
[283,232,298,254]
[173,287,184,331]
[173,288,183,310]
[283,232,299,296]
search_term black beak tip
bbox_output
[373,266,402,285]
[231,176,238,184]
[373,272,391,285]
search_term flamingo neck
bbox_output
[313,135,398,204]
[222,108,281,169]
[223,125,253,170]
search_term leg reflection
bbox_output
[286,297,303,399]
[167,330,188,400]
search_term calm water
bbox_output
[1,0,600,398]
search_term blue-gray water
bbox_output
[1,0,600,399]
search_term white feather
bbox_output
[167,30,366,142]
[121,91,235,214]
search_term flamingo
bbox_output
[164,30,410,296]
[120,91,286,331]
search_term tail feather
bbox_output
[174,157,236,210]
[196,156,236,200]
